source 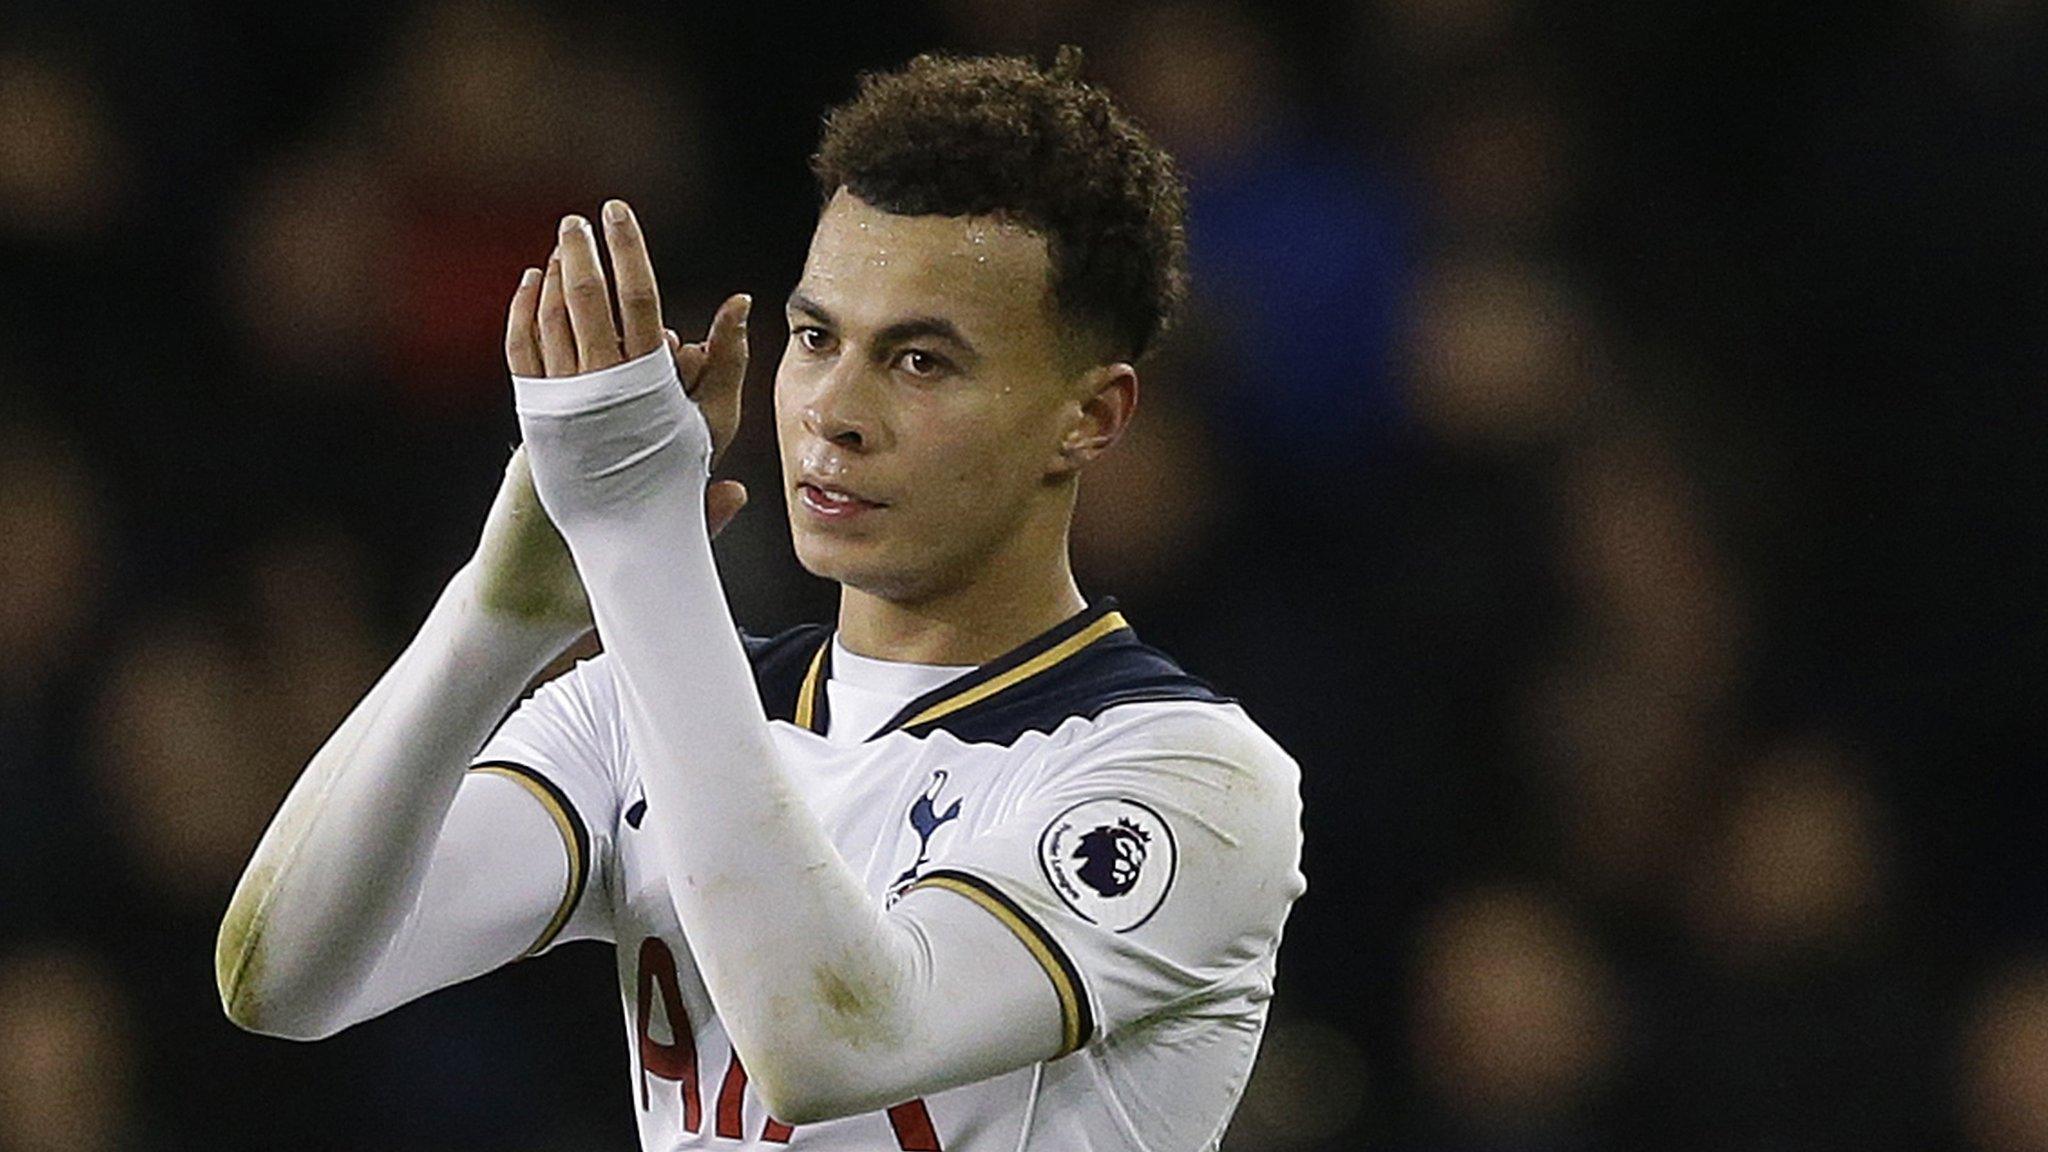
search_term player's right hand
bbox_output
[477,227,750,631]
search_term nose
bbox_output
[801,359,880,452]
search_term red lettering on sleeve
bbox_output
[716,1050,748,1138]
[635,936,702,1131]
[634,935,938,1149]
[887,1099,943,1151]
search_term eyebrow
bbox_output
[787,291,981,361]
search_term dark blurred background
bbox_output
[1,0,2043,1148]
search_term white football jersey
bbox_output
[473,602,1306,1151]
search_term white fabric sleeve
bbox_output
[896,705,1308,1047]
[216,568,588,1041]
[466,656,624,950]
[346,657,625,1023]
[338,766,585,1023]
[512,348,1068,1123]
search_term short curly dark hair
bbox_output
[812,47,1189,362]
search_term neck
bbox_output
[836,521,1087,667]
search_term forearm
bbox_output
[216,565,572,1038]
[516,354,1025,1119]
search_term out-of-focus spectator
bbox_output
[1553,433,1748,701]
[0,49,126,241]
[1106,2,1413,461]
[0,422,111,931]
[1404,254,1602,451]
[225,0,705,418]
[1632,732,1935,1149]
[241,529,390,764]
[1683,734,1885,969]
[89,527,384,910]
[1411,886,1623,1145]
[1516,427,1746,903]
[91,613,284,907]
[0,944,139,1152]
[364,0,704,415]
[1961,962,2048,1152]
[0,42,139,385]
[1412,77,1576,245]
[0,423,106,706]
[226,145,397,391]
[216,0,717,619]
[1348,0,1577,247]
[1523,639,1712,902]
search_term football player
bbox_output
[219,49,1305,1151]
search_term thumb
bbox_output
[705,479,749,538]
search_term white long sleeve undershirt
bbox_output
[512,349,1063,1122]
[216,563,584,1039]
[218,348,1061,1119]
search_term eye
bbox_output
[793,326,834,354]
[894,348,950,378]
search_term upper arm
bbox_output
[901,706,1306,1051]
[344,659,623,1024]
[790,705,1305,1116]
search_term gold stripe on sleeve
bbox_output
[470,764,586,957]
[907,870,1091,1056]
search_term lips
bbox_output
[796,480,886,521]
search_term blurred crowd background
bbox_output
[1,0,2043,1148]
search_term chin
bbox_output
[792,531,936,603]
[793,529,879,586]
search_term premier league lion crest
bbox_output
[1038,799,1176,932]
[1074,818,1150,897]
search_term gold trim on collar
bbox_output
[793,639,829,733]
[896,611,1129,732]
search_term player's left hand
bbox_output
[507,198,751,470]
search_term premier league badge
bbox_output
[1038,798,1176,932]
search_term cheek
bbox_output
[919,413,1050,507]
[772,363,807,450]
[771,355,798,424]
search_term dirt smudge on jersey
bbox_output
[811,952,908,1050]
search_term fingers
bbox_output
[696,293,751,461]
[703,293,752,381]
[525,208,731,436]
[706,479,749,538]
[671,328,710,397]
[556,214,622,372]
[538,252,578,375]
[704,291,753,373]
[602,200,663,360]
[505,267,543,376]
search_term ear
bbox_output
[1050,363,1139,478]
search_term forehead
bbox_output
[796,189,1053,331]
